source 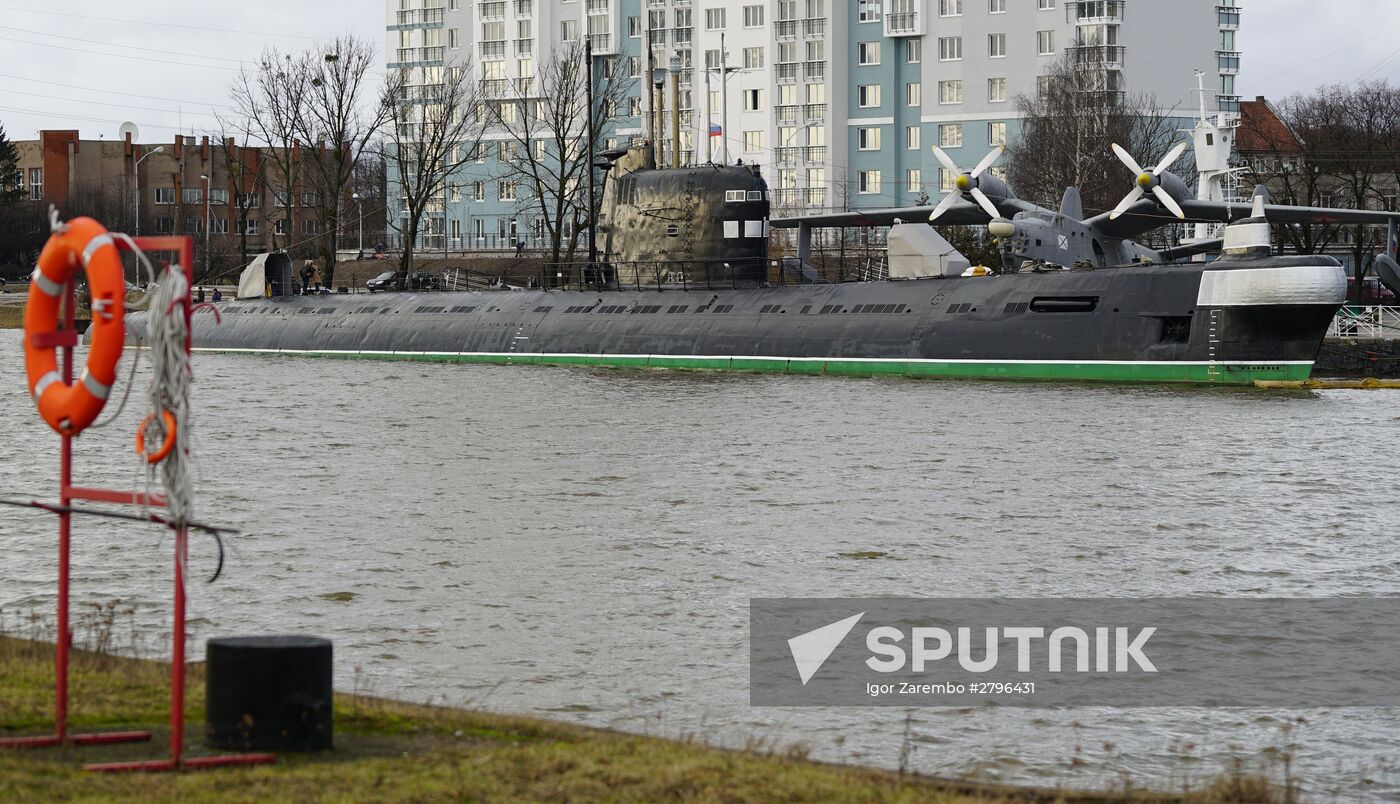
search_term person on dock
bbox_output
[212,288,223,302]
[196,287,205,303]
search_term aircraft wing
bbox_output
[770,198,1038,229]
[1088,199,1400,240]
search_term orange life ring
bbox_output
[23,216,126,435]
[135,410,177,464]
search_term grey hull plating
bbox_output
[131,256,1343,384]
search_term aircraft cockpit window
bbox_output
[725,190,746,202]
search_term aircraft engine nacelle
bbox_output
[973,173,1013,203]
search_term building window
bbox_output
[988,122,1007,146]
[210,217,228,234]
[236,219,259,235]
[473,181,485,201]
[301,219,319,235]
[858,42,880,65]
[744,130,764,151]
[858,127,881,150]
[905,39,921,63]
[989,0,1005,12]
[906,82,921,106]
[743,4,763,27]
[302,192,320,207]
[561,19,578,41]
[182,188,203,205]
[939,124,963,148]
[939,168,955,192]
[1038,75,1054,97]
[1037,30,1055,55]
[209,188,228,204]
[907,126,920,150]
[236,192,260,208]
[938,37,962,61]
[857,84,881,108]
[1220,74,1236,96]
[627,15,640,36]
[274,191,291,208]
[1385,194,1398,212]
[988,33,1006,58]
[988,77,1007,102]
[705,8,725,29]
[154,217,173,234]
[939,0,961,15]
[744,89,763,111]
[857,0,881,22]
[744,47,764,69]
[154,187,175,205]
[499,181,517,201]
[274,218,287,235]
[1038,0,1054,8]
[28,167,42,200]
[939,80,963,105]
[907,169,922,194]
[449,28,460,48]
[858,170,881,194]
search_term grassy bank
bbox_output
[0,637,1293,802]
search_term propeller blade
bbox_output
[1111,143,1144,177]
[1153,185,1186,219]
[970,145,1004,178]
[928,191,962,222]
[931,146,961,175]
[969,187,1000,219]
[1108,186,1146,220]
[1153,141,1188,176]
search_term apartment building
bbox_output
[387,0,1237,245]
[14,130,333,272]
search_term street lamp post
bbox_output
[352,192,363,255]
[199,174,210,283]
[133,145,165,236]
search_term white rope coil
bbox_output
[143,264,194,526]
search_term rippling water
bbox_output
[3,336,1399,796]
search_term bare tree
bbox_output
[228,48,314,253]
[1006,50,1183,217]
[486,43,635,266]
[297,35,394,288]
[209,120,269,272]
[384,61,486,281]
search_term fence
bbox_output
[1329,306,1400,339]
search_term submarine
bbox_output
[126,145,1349,386]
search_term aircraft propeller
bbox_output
[1108,141,1189,220]
[929,145,1005,222]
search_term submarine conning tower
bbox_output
[597,145,770,287]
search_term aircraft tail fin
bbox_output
[1059,187,1083,220]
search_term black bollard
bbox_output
[205,635,333,751]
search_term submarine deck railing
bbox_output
[415,259,882,293]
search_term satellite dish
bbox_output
[118,121,139,142]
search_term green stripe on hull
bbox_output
[193,348,1314,385]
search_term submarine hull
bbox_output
[135,256,1344,386]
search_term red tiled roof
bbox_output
[1237,98,1302,154]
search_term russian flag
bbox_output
[708,122,722,137]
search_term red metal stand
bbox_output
[0,231,272,771]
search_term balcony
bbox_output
[1217,94,1241,113]
[776,147,800,163]
[776,63,798,82]
[1217,50,1240,73]
[481,79,511,97]
[515,77,533,94]
[479,41,507,59]
[1069,44,1124,68]
[393,8,444,28]
[588,33,616,53]
[804,189,826,206]
[514,0,533,14]
[1217,7,1241,28]
[651,28,667,44]
[515,38,533,56]
[883,12,920,37]
[804,146,826,163]
[803,103,825,122]
[804,61,826,81]
[1069,0,1125,22]
[803,18,826,37]
[776,20,798,39]
[673,26,693,45]
[776,105,799,125]
[389,46,444,67]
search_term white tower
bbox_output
[1185,70,1242,244]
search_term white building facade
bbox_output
[386,0,1239,246]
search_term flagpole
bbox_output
[705,63,713,163]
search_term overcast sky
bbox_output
[2,0,1398,142]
